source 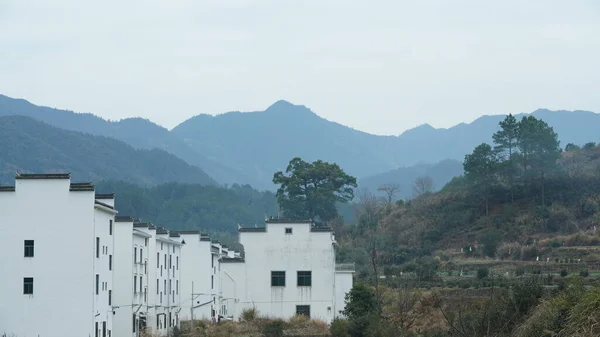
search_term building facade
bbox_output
[0,173,116,337]
[220,218,354,323]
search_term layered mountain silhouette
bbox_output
[0,115,216,186]
[2,94,599,192]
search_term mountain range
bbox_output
[2,94,600,196]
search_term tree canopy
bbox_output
[273,157,357,222]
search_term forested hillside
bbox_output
[338,114,600,278]
[0,116,216,186]
[95,181,278,233]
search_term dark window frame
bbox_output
[23,277,34,294]
[96,237,100,258]
[96,274,99,295]
[297,271,312,286]
[109,220,113,235]
[24,240,34,257]
[285,228,293,234]
[271,271,286,287]
[296,305,310,318]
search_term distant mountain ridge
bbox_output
[0,115,216,186]
[2,94,600,192]
[0,94,257,187]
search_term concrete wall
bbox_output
[227,221,338,323]
[113,220,134,337]
[0,178,98,337]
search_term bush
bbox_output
[330,318,350,337]
[477,267,489,280]
[579,270,589,277]
[516,266,526,276]
[480,231,502,257]
[550,240,562,248]
[560,269,569,277]
[240,307,258,322]
[262,319,287,337]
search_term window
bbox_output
[96,237,100,258]
[140,276,143,293]
[297,271,312,286]
[164,280,166,293]
[164,254,167,269]
[296,305,310,318]
[176,256,179,270]
[176,280,179,294]
[211,275,214,289]
[140,248,143,263]
[145,238,148,246]
[23,277,33,294]
[96,274,99,294]
[161,242,163,250]
[160,292,163,303]
[157,253,160,268]
[24,240,34,257]
[169,279,171,293]
[109,290,112,306]
[156,279,159,294]
[134,276,137,294]
[271,271,286,287]
[285,227,292,234]
[173,246,175,253]
[169,255,172,268]
[134,248,137,264]
[109,220,113,235]
[109,255,112,271]
[211,256,214,268]
[95,322,99,337]
[133,314,136,333]
[103,321,106,337]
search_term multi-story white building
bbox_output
[0,173,116,337]
[112,215,154,337]
[220,218,354,323]
[175,231,239,322]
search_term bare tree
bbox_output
[377,183,400,206]
[354,189,384,315]
[412,176,434,198]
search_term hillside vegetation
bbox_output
[336,114,600,280]
[0,116,216,186]
[95,181,278,234]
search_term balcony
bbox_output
[335,263,355,272]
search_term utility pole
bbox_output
[190,281,194,332]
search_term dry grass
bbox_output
[179,315,330,337]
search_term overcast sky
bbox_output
[1,0,599,135]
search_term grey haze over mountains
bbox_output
[2,94,600,196]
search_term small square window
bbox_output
[271,271,286,287]
[297,271,312,286]
[296,305,310,318]
[285,228,292,234]
[23,277,34,294]
[24,240,34,257]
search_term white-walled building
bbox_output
[175,231,239,322]
[0,173,116,337]
[220,218,354,323]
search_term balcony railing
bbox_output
[335,263,355,272]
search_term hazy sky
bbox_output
[1,0,599,135]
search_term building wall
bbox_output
[229,222,338,323]
[0,178,97,337]
[154,236,182,335]
[112,220,134,337]
[94,205,117,337]
[178,234,214,321]
[334,272,353,318]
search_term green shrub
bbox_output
[262,319,287,337]
[516,266,526,276]
[560,269,568,277]
[477,267,489,280]
[550,240,562,248]
[330,318,350,337]
[579,270,589,277]
[240,307,258,322]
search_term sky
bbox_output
[1,0,599,136]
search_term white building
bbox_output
[175,231,239,322]
[220,218,354,323]
[0,173,116,337]
[112,215,154,337]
